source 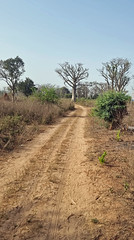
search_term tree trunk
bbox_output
[12,87,15,102]
[72,85,76,102]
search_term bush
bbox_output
[93,91,130,129]
[33,86,59,103]
[0,98,75,150]
[0,115,25,150]
[58,99,75,112]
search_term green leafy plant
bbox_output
[98,151,107,164]
[92,91,130,129]
[124,182,129,191]
[34,86,59,103]
[116,129,121,141]
[91,218,99,224]
[122,182,129,196]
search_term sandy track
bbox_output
[0,105,92,240]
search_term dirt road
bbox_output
[0,105,134,240]
[0,105,94,240]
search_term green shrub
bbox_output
[93,91,130,128]
[33,86,59,103]
[116,129,121,141]
[98,151,107,164]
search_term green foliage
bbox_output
[124,182,129,191]
[1,56,25,79]
[33,86,59,103]
[116,130,121,141]
[91,218,99,224]
[0,115,24,136]
[18,78,36,96]
[98,151,107,164]
[0,56,25,101]
[56,86,71,98]
[93,91,130,128]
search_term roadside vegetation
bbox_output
[84,100,134,238]
[0,55,133,153]
[92,91,131,129]
[0,55,134,239]
[0,96,74,151]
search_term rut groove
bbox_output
[0,105,91,240]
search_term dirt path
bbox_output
[0,105,134,240]
[0,105,93,240]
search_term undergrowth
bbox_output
[0,98,74,150]
[76,98,95,107]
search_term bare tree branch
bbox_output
[55,62,89,101]
[98,58,132,92]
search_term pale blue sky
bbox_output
[0,0,134,95]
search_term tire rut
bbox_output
[0,106,91,240]
[46,106,90,240]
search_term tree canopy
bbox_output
[18,77,36,96]
[0,56,25,101]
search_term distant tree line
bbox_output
[0,56,133,102]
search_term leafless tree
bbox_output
[98,58,132,92]
[88,81,108,98]
[55,62,89,101]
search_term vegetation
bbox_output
[76,98,95,107]
[93,91,130,129]
[0,55,133,151]
[0,56,25,102]
[18,78,36,97]
[91,218,100,224]
[116,129,121,141]
[77,81,108,99]
[0,115,24,150]
[98,58,132,92]
[98,151,107,164]
[56,86,71,98]
[0,98,74,150]
[33,86,59,103]
[55,62,89,102]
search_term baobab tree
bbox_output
[98,58,132,92]
[55,62,89,101]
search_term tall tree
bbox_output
[18,77,36,97]
[98,58,132,92]
[0,56,25,101]
[55,62,89,101]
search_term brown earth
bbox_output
[0,105,134,240]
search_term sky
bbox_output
[0,0,134,96]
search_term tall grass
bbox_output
[123,101,134,127]
[0,98,74,150]
[76,98,95,107]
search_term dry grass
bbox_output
[0,98,74,150]
[84,102,134,238]
[76,98,95,107]
[123,101,134,127]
